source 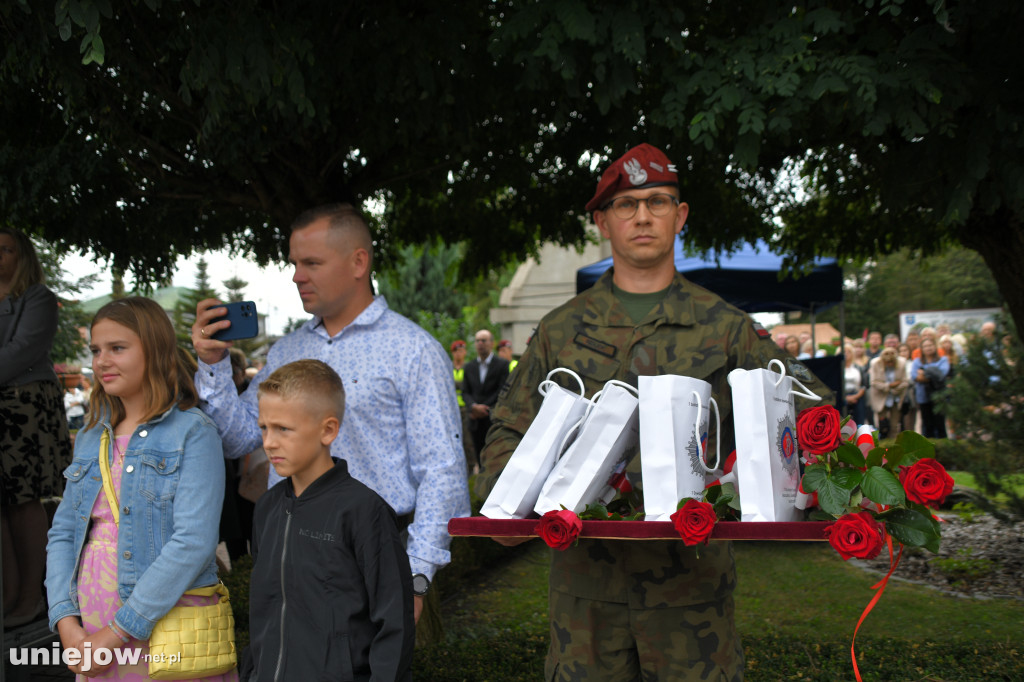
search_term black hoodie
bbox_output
[244,459,413,681]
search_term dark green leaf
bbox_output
[860,466,906,506]
[579,503,609,520]
[895,430,935,464]
[68,0,85,27]
[801,465,828,493]
[880,508,941,552]
[831,467,864,491]
[884,445,909,470]
[817,477,853,516]
[865,446,886,469]
[837,442,866,467]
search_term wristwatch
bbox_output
[411,573,430,596]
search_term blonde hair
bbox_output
[86,297,198,429]
[258,359,346,422]
[0,228,45,298]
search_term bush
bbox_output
[936,317,1024,520]
[741,635,1022,681]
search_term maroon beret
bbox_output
[497,339,512,349]
[585,143,679,212]
[450,340,466,351]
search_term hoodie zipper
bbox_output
[272,507,292,681]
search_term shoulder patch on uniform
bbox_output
[573,333,617,358]
[752,321,772,339]
[785,358,814,383]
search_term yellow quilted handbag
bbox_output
[148,582,237,680]
[98,431,237,679]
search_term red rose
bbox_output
[535,509,582,550]
[824,511,885,561]
[796,405,842,455]
[899,458,954,508]
[670,499,717,546]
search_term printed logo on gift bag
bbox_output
[686,429,711,478]
[776,416,798,475]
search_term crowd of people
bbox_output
[775,322,1008,440]
[0,141,1011,681]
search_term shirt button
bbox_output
[139,430,148,438]
[125,465,134,473]
[122,506,130,515]
[123,551,131,559]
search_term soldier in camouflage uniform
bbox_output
[476,144,833,682]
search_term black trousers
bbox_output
[919,402,947,439]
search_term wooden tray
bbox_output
[449,517,831,541]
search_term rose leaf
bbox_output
[879,508,942,552]
[860,466,906,507]
[801,464,828,493]
[865,446,887,469]
[895,430,935,464]
[816,478,854,516]
[830,467,864,491]
[837,442,866,467]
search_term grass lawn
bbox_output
[419,539,1024,681]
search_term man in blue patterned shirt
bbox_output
[191,203,470,622]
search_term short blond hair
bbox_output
[258,359,345,422]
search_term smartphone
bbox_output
[210,301,259,341]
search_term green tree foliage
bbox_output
[2,1,1023,334]
[173,257,218,349]
[35,237,99,364]
[222,276,248,303]
[816,248,1003,336]
[938,319,1024,521]
[281,317,306,336]
[377,239,466,320]
[415,309,473,362]
[376,238,512,356]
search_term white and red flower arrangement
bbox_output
[794,404,949,557]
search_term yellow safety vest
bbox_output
[452,367,465,407]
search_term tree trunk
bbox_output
[959,209,1024,336]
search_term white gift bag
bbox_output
[728,359,820,522]
[534,380,640,515]
[639,375,722,522]
[481,369,590,519]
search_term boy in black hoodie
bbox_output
[242,359,413,681]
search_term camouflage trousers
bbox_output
[545,588,744,682]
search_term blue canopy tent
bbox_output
[575,237,845,401]
[576,238,842,314]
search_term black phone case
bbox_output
[211,301,259,341]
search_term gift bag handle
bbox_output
[692,391,722,473]
[555,379,638,460]
[767,358,821,402]
[600,379,640,399]
[538,368,586,398]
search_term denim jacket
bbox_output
[45,405,225,639]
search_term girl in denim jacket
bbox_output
[45,297,235,680]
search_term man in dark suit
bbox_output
[462,329,510,463]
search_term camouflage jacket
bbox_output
[477,269,833,607]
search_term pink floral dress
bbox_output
[76,434,238,681]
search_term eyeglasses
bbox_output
[600,193,679,220]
